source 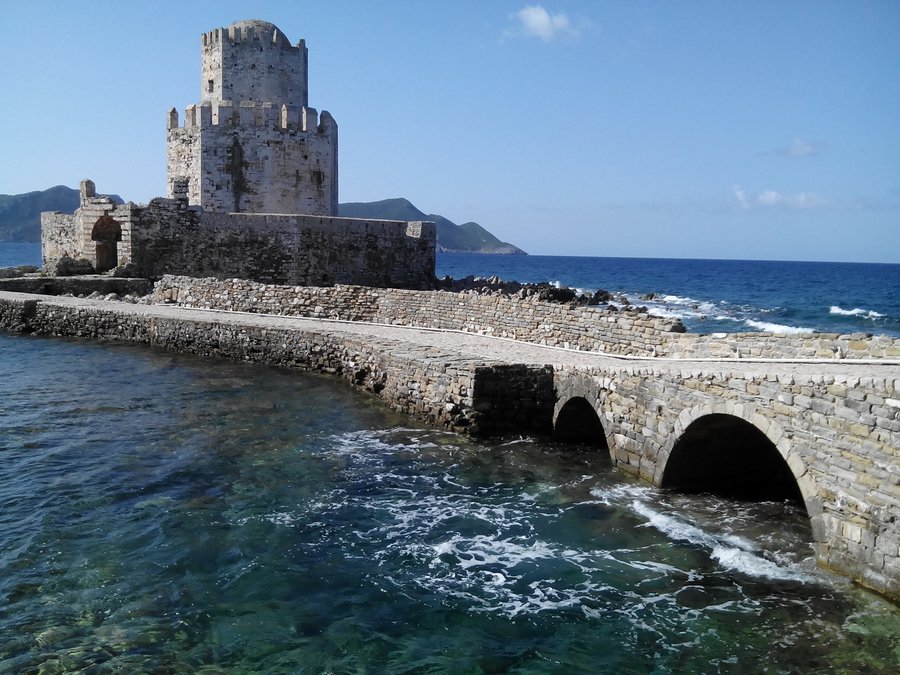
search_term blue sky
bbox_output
[1,1,898,262]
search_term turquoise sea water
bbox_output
[1,334,899,673]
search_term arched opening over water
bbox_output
[661,414,804,506]
[553,396,609,449]
[91,216,122,273]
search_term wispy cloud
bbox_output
[506,5,579,42]
[759,190,831,208]
[733,185,832,209]
[732,185,749,209]
[777,138,827,158]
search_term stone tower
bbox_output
[166,19,338,215]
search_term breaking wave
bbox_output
[629,501,815,583]
[830,305,884,320]
[743,319,814,335]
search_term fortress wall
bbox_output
[130,205,434,289]
[40,211,78,266]
[150,276,900,360]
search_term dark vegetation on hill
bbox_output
[339,198,526,254]
[0,186,124,242]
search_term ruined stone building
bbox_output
[42,20,435,288]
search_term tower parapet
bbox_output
[200,20,308,110]
[167,19,336,215]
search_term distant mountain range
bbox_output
[0,186,124,243]
[339,198,525,254]
[0,187,526,254]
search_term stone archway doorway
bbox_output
[91,216,122,273]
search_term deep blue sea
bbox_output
[4,243,899,336]
[2,334,899,672]
[437,253,900,338]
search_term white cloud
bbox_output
[733,186,832,210]
[760,190,831,208]
[509,5,578,41]
[757,189,781,206]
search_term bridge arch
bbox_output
[552,371,612,450]
[553,396,609,448]
[656,402,819,519]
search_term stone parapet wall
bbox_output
[41,194,436,290]
[150,276,900,360]
[133,205,436,289]
[151,276,682,356]
[660,332,900,361]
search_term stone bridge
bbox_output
[548,360,899,603]
[0,288,898,602]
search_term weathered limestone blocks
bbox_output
[151,275,900,361]
[168,20,336,215]
[42,196,436,290]
[664,331,899,361]
[151,276,682,356]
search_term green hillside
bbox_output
[339,198,526,254]
[0,186,123,242]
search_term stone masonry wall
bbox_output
[41,181,137,272]
[151,276,682,356]
[661,331,900,361]
[0,293,550,439]
[151,276,900,360]
[167,103,337,215]
[132,207,433,288]
[40,211,78,265]
[42,195,436,290]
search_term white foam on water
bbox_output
[647,306,686,320]
[744,319,814,335]
[631,501,813,583]
[830,305,884,319]
[589,483,654,505]
[432,533,557,570]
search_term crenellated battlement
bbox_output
[168,102,335,134]
[201,21,306,52]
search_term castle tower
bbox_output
[166,19,338,215]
